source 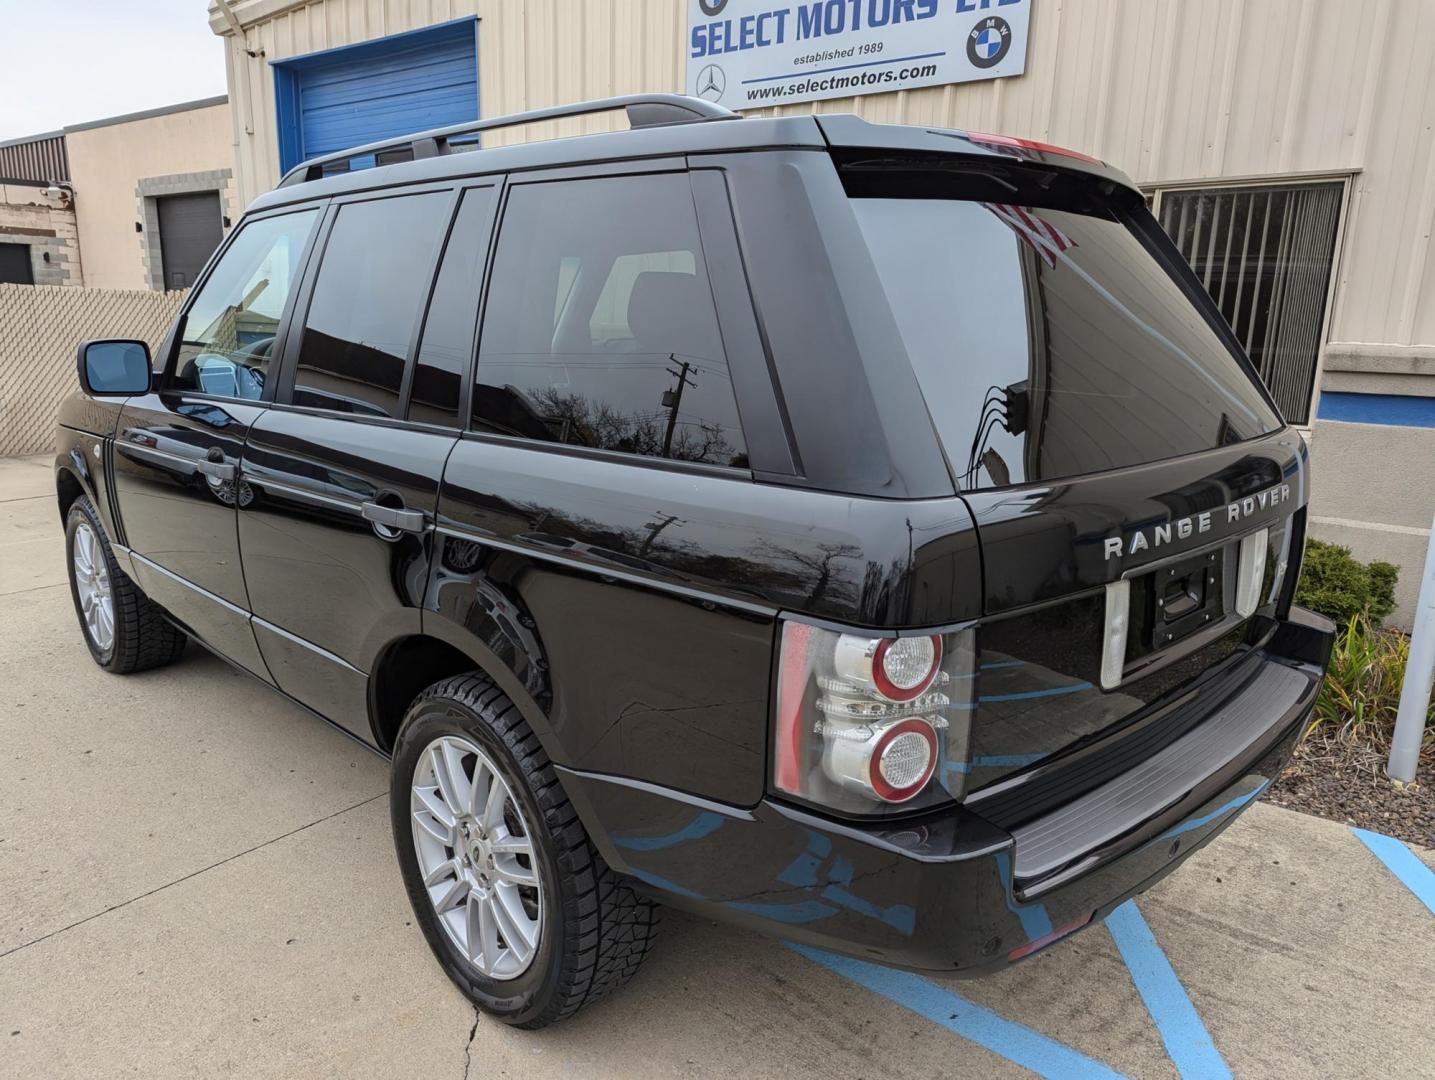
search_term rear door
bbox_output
[112,206,322,678]
[237,182,497,742]
[433,164,787,804]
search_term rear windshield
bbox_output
[850,198,1282,490]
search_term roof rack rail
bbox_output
[277,93,737,188]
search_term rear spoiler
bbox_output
[814,114,1140,195]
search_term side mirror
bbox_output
[77,339,152,396]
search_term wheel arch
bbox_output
[56,465,86,523]
[368,624,559,764]
[55,442,99,525]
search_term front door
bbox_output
[112,206,322,677]
[238,185,493,742]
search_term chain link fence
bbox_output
[0,284,185,457]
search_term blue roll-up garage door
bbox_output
[274,19,478,174]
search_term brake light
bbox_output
[964,130,1104,166]
[773,620,975,815]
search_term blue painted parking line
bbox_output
[1352,828,1435,916]
[1157,780,1269,841]
[1105,901,1231,1080]
[981,682,1094,703]
[946,752,1049,775]
[790,944,1128,1080]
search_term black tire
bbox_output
[64,495,186,674]
[390,673,657,1028]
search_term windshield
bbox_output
[850,198,1282,490]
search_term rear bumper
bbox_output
[560,608,1333,973]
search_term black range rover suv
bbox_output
[55,94,1334,1027]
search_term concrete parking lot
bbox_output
[2,452,1433,1079]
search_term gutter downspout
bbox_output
[212,0,258,210]
[212,0,256,138]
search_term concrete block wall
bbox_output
[135,168,236,291]
[0,184,82,286]
[1308,347,1435,630]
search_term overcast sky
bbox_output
[0,0,228,141]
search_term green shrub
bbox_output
[1294,539,1398,626]
[1311,614,1434,749]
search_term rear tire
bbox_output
[390,673,657,1028]
[64,495,186,674]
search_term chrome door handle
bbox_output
[361,501,426,533]
[196,457,236,482]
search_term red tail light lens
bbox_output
[773,620,975,816]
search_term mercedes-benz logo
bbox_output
[696,63,726,102]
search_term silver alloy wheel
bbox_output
[72,521,115,653]
[410,735,543,980]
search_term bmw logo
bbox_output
[695,63,727,102]
[967,15,1012,69]
[698,0,728,15]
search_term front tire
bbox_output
[391,674,657,1028]
[64,495,186,673]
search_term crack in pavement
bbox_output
[0,581,68,598]
[0,494,53,504]
[0,792,387,961]
[462,1005,481,1079]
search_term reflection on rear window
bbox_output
[851,199,1281,490]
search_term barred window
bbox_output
[1153,181,1344,424]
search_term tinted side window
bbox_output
[474,173,748,468]
[408,186,496,428]
[171,209,318,399]
[291,192,450,418]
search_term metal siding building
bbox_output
[211,0,1435,623]
[0,132,70,184]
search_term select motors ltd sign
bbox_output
[687,0,1031,109]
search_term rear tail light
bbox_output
[773,620,975,815]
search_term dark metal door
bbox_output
[157,192,223,290]
[0,242,33,284]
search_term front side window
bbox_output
[291,192,451,418]
[473,173,748,468]
[171,209,318,399]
